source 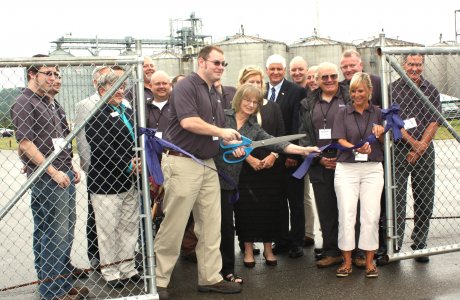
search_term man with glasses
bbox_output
[299,62,350,269]
[265,54,308,259]
[154,45,242,298]
[391,53,441,263]
[11,55,88,300]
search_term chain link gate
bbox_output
[0,44,158,299]
[379,44,460,262]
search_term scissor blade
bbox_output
[251,134,306,148]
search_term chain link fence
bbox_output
[0,53,157,299]
[380,46,460,261]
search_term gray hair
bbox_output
[266,54,286,69]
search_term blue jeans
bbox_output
[31,170,76,300]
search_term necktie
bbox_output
[269,87,276,101]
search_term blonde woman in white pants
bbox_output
[332,72,384,278]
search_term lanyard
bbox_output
[318,98,335,129]
[353,109,371,142]
[110,104,135,141]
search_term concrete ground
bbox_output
[2,245,460,300]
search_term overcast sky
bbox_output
[1,0,459,57]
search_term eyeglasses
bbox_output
[306,75,315,80]
[38,71,61,79]
[243,98,259,106]
[206,60,228,67]
[320,74,338,81]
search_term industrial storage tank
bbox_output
[152,50,183,78]
[357,36,423,78]
[49,48,93,122]
[216,34,288,86]
[289,36,355,81]
[424,41,460,98]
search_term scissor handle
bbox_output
[220,136,252,149]
[222,147,254,164]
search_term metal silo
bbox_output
[49,48,93,122]
[216,34,288,86]
[289,36,355,81]
[152,51,182,78]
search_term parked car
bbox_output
[0,128,14,137]
[440,94,460,120]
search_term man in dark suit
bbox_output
[265,54,307,258]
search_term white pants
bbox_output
[92,186,139,281]
[304,174,315,238]
[334,162,383,251]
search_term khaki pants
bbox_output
[92,187,139,281]
[154,155,223,287]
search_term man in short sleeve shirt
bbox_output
[153,46,242,297]
[11,57,86,300]
[391,54,441,262]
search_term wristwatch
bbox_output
[271,152,279,159]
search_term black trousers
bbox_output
[220,189,235,276]
[278,167,305,248]
[87,193,100,264]
[311,168,341,257]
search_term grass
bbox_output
[436,119,460,140]
[0,137,78,152]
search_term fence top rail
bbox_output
[378,46,460,55]
[0,56,143,67]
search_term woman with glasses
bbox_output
[232,66,286,268]
[214,83,319,284]
[298,62,351,269]
[332,72,384,278]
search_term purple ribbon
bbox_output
[292,104,404,179]
[139,127,239,203]
[382,102,405,142]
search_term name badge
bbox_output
[404,117,417,130]
[212,136,219,141]
[355,153,368,162]
[155,131,163,139]
[52,138,70,154]
[110,111,120,117]
[319,129,332,140]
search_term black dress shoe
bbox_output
[272,244,289,255]
[288,247,304,259]
[243,260,256,268]
[376,253,390,266]
[414,256,430,263]
[263,253,277,266]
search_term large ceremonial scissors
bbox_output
[221,134,306,164]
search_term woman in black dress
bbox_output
[234,67,286,267]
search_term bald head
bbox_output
[150,70,171,102]
[289,56,308,87]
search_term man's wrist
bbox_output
[270,152,279,159]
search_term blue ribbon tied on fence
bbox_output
[292,103,404,179]
[139,127,240,203]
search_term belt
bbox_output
[163,149,189,158]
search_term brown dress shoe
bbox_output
[316,256,343,268]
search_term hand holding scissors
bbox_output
[220,134,306,164]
